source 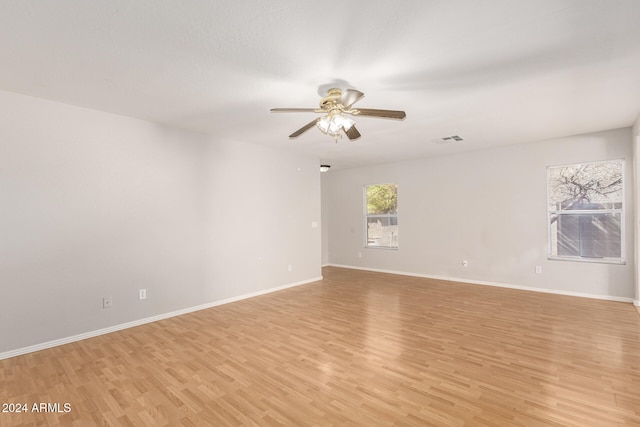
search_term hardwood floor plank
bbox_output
[2,266,640,426]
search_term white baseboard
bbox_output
[634,299,640,307]
[328,264,634,304]
[0,276,322,361]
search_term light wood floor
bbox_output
[2,267,639,426]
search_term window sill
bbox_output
[548,256,626,265]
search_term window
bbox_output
[365,183,398,249]
[547,159,624,263]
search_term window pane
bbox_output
[366,184,398,214]
[548,160,622,211]
[367,216,398,248]
[550,213,621,258]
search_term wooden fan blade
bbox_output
[352,108,406,119]
[340,89,365,108]
[289,119,319,138]
[271,108,318,113]
[344,126,361,141]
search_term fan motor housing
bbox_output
[320,88,342,109]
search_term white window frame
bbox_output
[547,159,625,264]
[364,183,398,250]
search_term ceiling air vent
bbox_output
[441,135,464,142]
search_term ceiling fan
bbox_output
[270,88,406,141]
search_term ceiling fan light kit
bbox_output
[317,113,355,137]
[271,88,406,141]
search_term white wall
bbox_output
[633,114,640,305]
[0,90,321,355]
[324,127,635,300]
[201,139,322,301]
[321,174,330,266]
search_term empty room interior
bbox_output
[2,1,640,426]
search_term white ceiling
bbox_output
[1,0,639,169]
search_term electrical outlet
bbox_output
[358,252,362,258]
[462,260,469,267]
[139,289,147,300]
[535,266,542,274]
[102,296,112,309]
[288,264,293,272]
